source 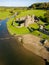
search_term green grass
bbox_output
[0,8,27,19]
[32,30,49,39]
[13,21,18,26]
[7,18,49,40]
[7,18,30,35]
[0,8,48,39]
[0,11,10,19]
[38,20,45,25]
[45,25,49,30]
[7,9,49,40]
[7,10,45,35]
[29,23,39,29]
[16,10,46,19]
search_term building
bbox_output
[15,15,39,27]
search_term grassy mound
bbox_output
[7,9,49,39]
[7,10,45,35]
[7,18,30,35]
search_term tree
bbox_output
[29,2,49,10]
[33,5,36,9]
[45,10,49,23]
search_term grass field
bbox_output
[16,10,46,19]
[0,11,10,19]
[7,10,45,34]
[45,25,49,30]
[7,18,30,35]
[7,9,49,39]
[0,7,27,19]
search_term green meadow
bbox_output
[16,10,46,18]
[7,9,49,39]
[0,11,10,19]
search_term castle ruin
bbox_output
[15,15,39,27]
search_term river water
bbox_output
[0,19,46,65]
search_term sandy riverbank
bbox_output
[15,34,49,62]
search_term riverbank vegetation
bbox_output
[0,7,27,19]
[29,2,49,10]
[0,2,49,40]
[7,9,49,40]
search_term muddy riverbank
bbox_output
[0,19,46,65]
[15,34,49,62]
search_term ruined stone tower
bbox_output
[24,15,35,27]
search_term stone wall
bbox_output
[24,15,34,27]
[16,15,36,27]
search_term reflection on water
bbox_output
[0,38,45,65]
[0,20,45,65]
[0,19,10,38]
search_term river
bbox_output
[0,19,46,65]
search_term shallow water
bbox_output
[0,19,45,65]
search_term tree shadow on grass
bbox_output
[15,20,25,26]
[27,27,38,33]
